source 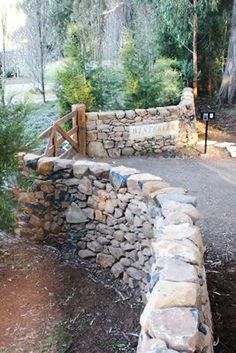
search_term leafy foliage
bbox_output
[122,30,182,108]
[0,102,31,230]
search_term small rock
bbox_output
[87,241,103,253]
[87,141,108,158]
[96,253,115,268]
[78,177,93,195]
[37,157,55,176]
[109,246,124,260]
[111,262,124,278]
[126,267,145,280]
[65,203,88,223]
[73,160,95,178]
[110,166,139,189]
[78,249,95,258]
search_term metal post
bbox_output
[204,120,209,154]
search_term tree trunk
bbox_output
[193,0,198,97]
[219,0,236,104]
[37,1,46,103]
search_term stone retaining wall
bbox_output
[16,155,213,353]
[85,88,197,158]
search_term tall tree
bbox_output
[19,0,52,103]
[219,0,236,104]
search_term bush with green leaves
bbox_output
[89,66,124,111]
[0,102,31,230]
[121,31,183,109]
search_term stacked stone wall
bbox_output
[16,155,213,353]
[85,88,197,158]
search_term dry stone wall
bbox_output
[16,155,213,353]
[85,88,197,158]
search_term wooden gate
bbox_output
[39,104,87,159]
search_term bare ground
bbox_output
[0,233,142,353]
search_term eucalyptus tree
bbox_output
[219,0,236,104]
[157,0,221,97]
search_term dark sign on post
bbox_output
[200,112,216,154]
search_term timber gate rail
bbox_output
[39,104,87,159]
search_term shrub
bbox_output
[121,31,183,109]
[0,102,31,230]
[89,66,124,111]
[55,62,95,115]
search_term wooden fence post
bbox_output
[78,104,87,157]
[72,103,87,157]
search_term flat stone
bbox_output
[29,215,42,227]
[24,153,40,169]
[37,157,56,175]
[105,200,115,214]
[108,148,121,158]
[87,141,108,158]
[109,246,124,260]
[160,224,203,251]
[137,338,168,353]
[152,239,202,266]
[158,258,199,283]
[97,236,110,245]
[110,166,139,189]
[63,178,81,186]
[141,307,209,352]
[83,208,94,220]
[65,203,88,223]
[89,163,111,178]
[120,257,131,267]
[87,131,97,142]
[122,147,135,156]
[143,181,170,196]
[147,280,199,309]
[163,212,193,226]
[127,174,163,195]
[53,159,75,172]
[40,182,56,194]
[126,267,145,280]
[73,160,95,177]
[96,253,115,268]
[78,249,95,258]
[156,193,197,207]
[125,110,136,119]
[125,208,134,224]
[87,241,103,253]
[86,112,98,121]
[114,230,125,241]
[103,140,114,149]
[161,201,200,223]
[111,262,124,278]
[78,177,93,195]
[114,208,123,218]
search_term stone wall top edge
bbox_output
[85,88,194,117]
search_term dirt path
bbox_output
[113,156,236,353]
[0,233,142,353]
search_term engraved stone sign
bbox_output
[129,120,179,140]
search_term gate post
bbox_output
[72,103,87,157]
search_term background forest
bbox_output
[13,0,235,112]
